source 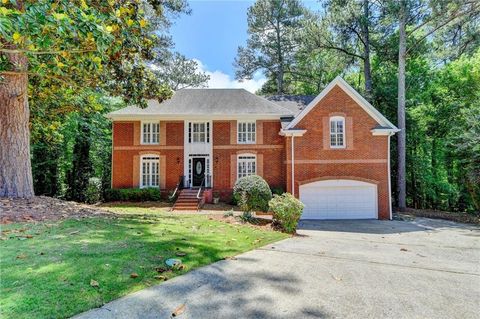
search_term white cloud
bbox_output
[194,59,266,93]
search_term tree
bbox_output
[386,0,480,211]
[302,0,382,99]
[234,0,306,94]
[154,52,209,90]
[0,0,188,198]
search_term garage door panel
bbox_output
[300,180,377,220]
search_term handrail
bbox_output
[196,176,206,200]
[169,176,184,201]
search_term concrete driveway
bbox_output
[74,217,480,319]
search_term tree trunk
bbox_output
[0,52,34,198]
[361,0,373,100]
[397,2,407,211]
[275,19,284,94]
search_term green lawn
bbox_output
[0,209,287,319]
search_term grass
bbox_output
[0,209,288,319]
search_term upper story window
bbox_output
[188,122,210,143]
[330,116,345,148]
[237,154,256,179]
[238,121,256,144]
[140,155,159,188]
[142,122,159,144]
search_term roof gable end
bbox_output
[286,76,398,131]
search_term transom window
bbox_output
[142,122,159,144]
[189,122,210,143]
[330,116,345,148]
[141,156,159,188]
[238,121,256,144]
[237,154,256,179]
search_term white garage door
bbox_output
[299,179,377,220]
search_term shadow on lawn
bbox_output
[1,215,280,319]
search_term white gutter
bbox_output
[279,129,306,137]
[371,128,401,136]
[291,136,295,196]
[388,132,393,220]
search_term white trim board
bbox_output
[286,76,399,131]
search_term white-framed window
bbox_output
[141,122,159,144]
[188,122,209,143]
[237,154,256,179]
[329,116,345,148]
[140,155,159,188]
[237,121,256,144]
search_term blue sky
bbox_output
[170,0,321,92]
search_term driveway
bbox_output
[74,217,480,319]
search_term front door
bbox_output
[192,158,205,187]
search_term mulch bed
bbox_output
[399,208,480,225]
[0,196,114,224]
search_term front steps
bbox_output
[172,189,202,211]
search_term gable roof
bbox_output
[286,76,399,131]
[107,89,294,119]
[266,95,316,116]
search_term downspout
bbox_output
[110,122,114,189]
[387,133,392,220]
[291,136,295,196]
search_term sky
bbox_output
[169,0,321,92]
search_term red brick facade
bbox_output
[111,84,392,219]
[285,86,390,219]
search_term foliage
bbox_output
[271,187,284,196]
[269,193,304,234]
[1,0,189,103]
[104,188,162,202]
[0,213,287,318]
[85,177,102,204]
[238,211,258,224]
[233,175,272,212]
[153,52,210,90]
[234,0,306,93]
[235,0,480,214]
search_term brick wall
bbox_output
[111,121,183,194]
[111,87,391,219]
[212,120,285,201]
[285,85,391,219]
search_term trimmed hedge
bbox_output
[104,188,161,202]
[233,175,272,212]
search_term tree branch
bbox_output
[407,4,480,54]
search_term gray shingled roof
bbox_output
[266,95,316,116]
[108,89,294,117]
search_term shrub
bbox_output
[104,188,161,202]
[271,187,284,196]
[233,175,272,212]
[85,177,102,204]
[269,193,305,234]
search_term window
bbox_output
[330,116,345,148]
[189,122,209,143]
[141,156,159,188]
[238,121,256,144]
[142,122,159,144]
[237,154,256,179]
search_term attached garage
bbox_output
[299,179,378,220]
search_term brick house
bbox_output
[107,77,399,219]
